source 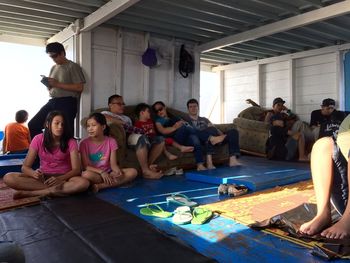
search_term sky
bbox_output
[0,41,52,134]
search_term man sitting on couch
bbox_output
[102,95,164,179]
[184,98,241,169]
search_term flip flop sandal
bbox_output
[172,206,193,225]
[191,207,213,225]
[218,183,230,195]
[227,185,248,197]
[166,193,198,207]
[164,167,177,176]
[140,204,172,218]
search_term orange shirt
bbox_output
[3,122,30,152]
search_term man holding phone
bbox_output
[29,42,85,137]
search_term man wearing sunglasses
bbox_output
[28,42,85,138]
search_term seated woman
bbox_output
[3,111,89,199]
[152,101,206,171]
[299,115,350,239]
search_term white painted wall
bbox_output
[217,48,343,124]
[295,53,337,122]
[90,26,195,112]
[223,66,258,123]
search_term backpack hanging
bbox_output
[179,44,194,78]
[142,42,157,68]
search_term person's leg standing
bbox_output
[53,97,77,135]
[28,100,54,138]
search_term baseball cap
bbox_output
[321,98,335,107]
[273,97,285,106]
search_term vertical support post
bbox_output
[143,32,150,103]
[78,31,92,139]
[116,27,123,95]
[289,59,296,110]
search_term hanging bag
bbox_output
[142,42,157,68]
[179,44,194,78]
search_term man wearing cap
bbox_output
[310,98,347,139]
[28,42,85,138]
[265,97,309,161]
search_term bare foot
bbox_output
[197,164,207,171]
[229,156,242,167]
[321,218,350,239]
[13,190,48,199]
[180,145,194,153]
[298,156,309,162]
[299,213,331,236]
[142,169,164,179]
[209,135,226,145]
[49,183,67,197]
[149,164,159,172]
[164,151,178,161]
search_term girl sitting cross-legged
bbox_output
[80,112,138,193]
[3,111,89,199]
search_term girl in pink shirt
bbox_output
[80,113,137,192]
[4,111,89,199]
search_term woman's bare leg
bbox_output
[4,172,47,190]
[299,137,333,235]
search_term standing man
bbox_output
[310,98,347,140]
[28,42,85,138]
[185,98,241,168]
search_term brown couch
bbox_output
[82,106,237,172]
[233,106,269,157]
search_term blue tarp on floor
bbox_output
[97,171,337,263]
[185,156,311,190]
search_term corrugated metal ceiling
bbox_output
[0,0,349,65]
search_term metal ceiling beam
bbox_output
[197,0,350,52]
[106,19,208,43]
[0,0,86,17]
[288,28,335,44]
[224,46,279,57]
[208,50,261,60]
[0,17,62,31]
[303,24,350,41]
[136,1,241,31]
[115,13,219,39]
[241,42,289,54]
[282,30,333,45]
[0,22,57,34]
[0,11,68,27]
[0,31,47,40]
[299,0,323,8]
[157,0,259,25]
[269,33,320,48]
[81,0,140,32]
[200,54,244,63]
[124,7,235,35]
[203,0,279,20]
[22,0,95,13]
[251,0,301,15]
[63,0,106,8]
[254,39,303,52]
[0,5,74,23]
[0,26,51,37]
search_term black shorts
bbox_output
[331,141,348,215]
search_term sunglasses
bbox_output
[155,107,164,113]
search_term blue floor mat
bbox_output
[97,174,338,263]
[185,156,311,191]
[0,154,26,176]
